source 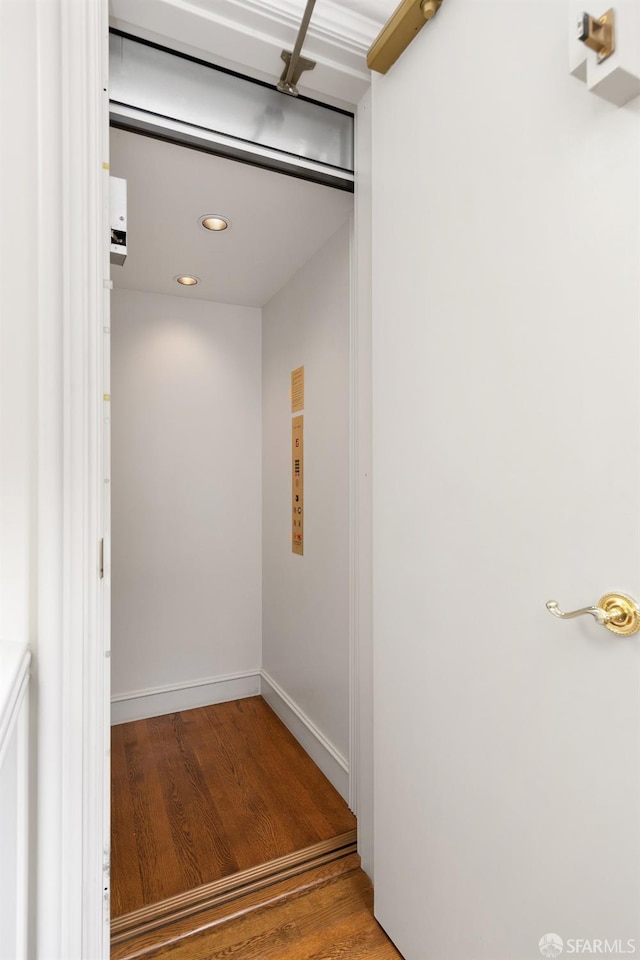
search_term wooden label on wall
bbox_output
[291,366,304,413]
[292,414,304,555]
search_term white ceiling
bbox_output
[321,0,398,23]
[110,128,353,307]
[188,0,398,31]
[183,0,397,27]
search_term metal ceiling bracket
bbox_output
[277,50,316,97]
[276,0,318,97]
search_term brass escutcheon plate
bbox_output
[599,593,640,636]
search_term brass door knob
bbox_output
[546,593,640,636]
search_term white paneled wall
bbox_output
[0,643,30,960]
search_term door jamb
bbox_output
[349,88,374,878]
[37,0,111,956]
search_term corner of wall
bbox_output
[260,670,349,802]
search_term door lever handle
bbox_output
[546,593,640,636]
[546,600,608,624]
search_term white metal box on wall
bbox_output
[110,176,127,265]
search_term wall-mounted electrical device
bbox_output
[292,415,304,556]
[110,176,127,266]
[291,366,304,556]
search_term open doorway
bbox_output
[107,127,358,951]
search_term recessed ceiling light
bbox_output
[175,275,199,286]
[200,215,229,232]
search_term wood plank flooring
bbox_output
[112,853,404,960]
[111,696,356,918]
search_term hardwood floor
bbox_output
[111,833,357,945]
[111,696,356,918]
[112,853,404,960]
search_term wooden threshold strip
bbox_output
[111,829,357,946]
[111,853,363,960]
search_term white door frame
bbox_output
[37,0,110,957]
[48,9,374,958]
[350,88,374,878]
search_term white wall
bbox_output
[111,288,262,717]
[0,0,38,657]
[1,5,41,957]
[262,220,352,792]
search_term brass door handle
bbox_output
[546,593,640,636]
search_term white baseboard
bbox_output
[110,670,261,725]
[259,670,349,802]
